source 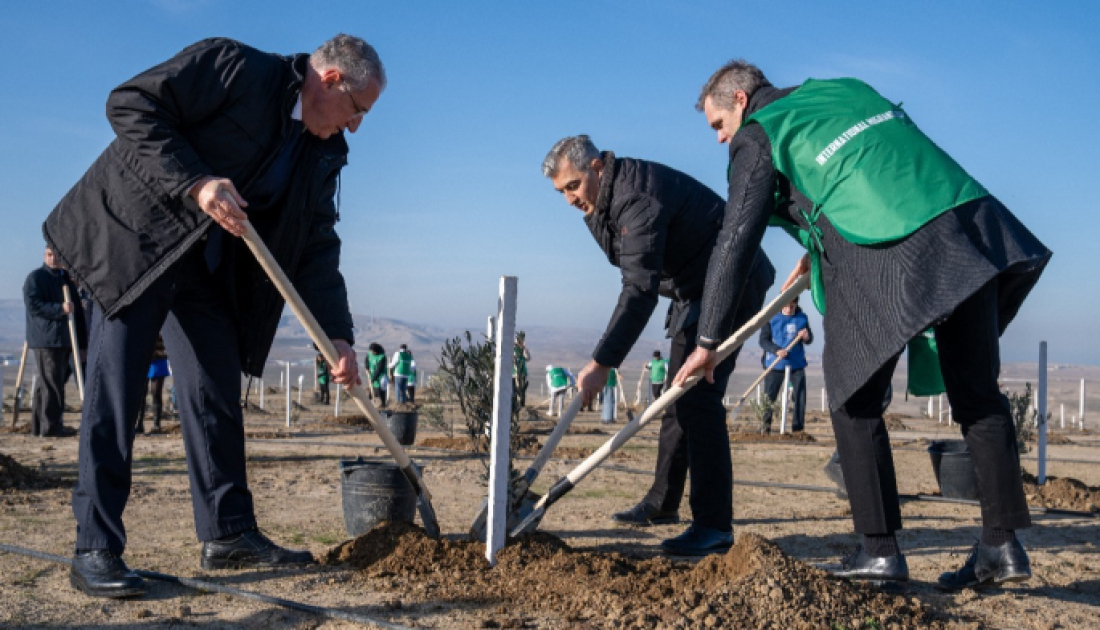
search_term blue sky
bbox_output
[1,1,1096,364]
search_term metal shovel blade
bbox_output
[469,482,543,542]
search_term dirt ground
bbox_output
[1,395,1098,629]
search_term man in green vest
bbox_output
[390,344,414,404]
[315,352,330,405]
[642,351,669,405]
[545,364,575,418]
[677,60,1050,589]
[601,367,619,424]
[366,343,388,408]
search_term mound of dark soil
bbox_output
[1036,431,1074,445]
[1022,471,1099,513]
[0,453,69,493]
[321,414,371,427]
[0,424,32,435]
[418,437,476,451]
[729,431,817,444]
[242,402,272,415]
[245,430,291,439]
[568,426,608,435]
[324,523,944,629]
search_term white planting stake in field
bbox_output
[11,342,28,428]
[1037,342,1048,485]
[1081,379,1087,431]
[285,363,292,428]
[334,385,341,417]
[486,276,517,567]
[279,370,284,391]
[779,366,791,435]
[938,394,944,424]
[822,388,826,412]
[1061,403,1065,429]
[297,374,304,406]
[928,397,934,419]
[487,315,495,343]
[259,379,265,410]
[0,363,5,425]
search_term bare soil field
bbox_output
[1,396,1098,629]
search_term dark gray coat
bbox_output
[23,265,87,349]
[43,38,354,376]
[585,153,774,367]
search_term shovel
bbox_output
[728,335,803,421]
[511,274,809,537]
[11,341,28,427]
[239,222,441,539]
[469,394,584,541]
[61,285,85,402]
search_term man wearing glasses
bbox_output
[44,34,384,598]
[542,135,774,556]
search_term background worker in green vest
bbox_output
[545,364,575,418]
[601,367,619,424]
[642,350,669,405]
[513,333,531,408]
[390,344,414,404]
[315,352,331,405]
[366,343,388,408]
[678,60,1051,589]
[405,356,417,403]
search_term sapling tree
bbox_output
[436,331,525,478]
[1008,383,1037,455]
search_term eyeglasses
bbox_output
[342,85,368,120]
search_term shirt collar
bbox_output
[291,93,303,121]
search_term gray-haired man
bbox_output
[542,135,774,555]
[45,34,384,598]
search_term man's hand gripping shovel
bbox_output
[510,274,809,537]
[240,222,441,539]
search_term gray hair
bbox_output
[695,59,771,111]
[311,34,387,91]
[541,135,600,178]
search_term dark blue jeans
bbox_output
[72,247,255,554]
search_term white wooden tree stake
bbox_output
[1037,342,1048,485]
[285,362,292,428]
[259,378,265,410]
[779,365,791,435]
[1081,379,1087,430]
[297,374,304,406]
[486,276,518,567]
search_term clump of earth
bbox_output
[321,414,372,427]
[324,522,945,629]
[0,452,69,495]
[1022,470,1099,513]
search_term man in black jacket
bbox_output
[44,35,383,599]
[23,245,86,437]
[542,135,775,555]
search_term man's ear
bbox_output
[320,68,342,87]
[734,89,749,109]
[590,157,605,177]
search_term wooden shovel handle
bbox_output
[61,285,84,402]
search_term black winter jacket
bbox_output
[23,265,87,349]
[585,153,774,367]
[43,38,354,376]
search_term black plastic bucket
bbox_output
[927,439,981,500]
[339,458,422,536]
[382,410,418,446]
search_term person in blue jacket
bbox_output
[758,297,812,433]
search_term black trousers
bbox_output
[641,323,739,530]
[73,248,254,554]
[831,279,1031,534]
[31,347,70,436]
[760,367,807,432]
[649,382,664,403]
[135,376,165,432]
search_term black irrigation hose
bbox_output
[0,543,413,629]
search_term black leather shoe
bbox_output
[201,528,314,570]
[832,545,909,583]
[70,550,145,598]
[660,525,733,556]
[611,502,679,527]
[937,539,1031,591]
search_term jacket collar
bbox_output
[592,151,617,216]
[287,54,349,157]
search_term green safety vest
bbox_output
[648,360,667,384]
[407,363,417,386]
[367,353,386,387]
[743,78,988,316]
[606,368,618,388]
[907,329,946,396]
[513,345,528,377]
[548,366,569,389]
[394,350,413,377]
[316,360,329,386]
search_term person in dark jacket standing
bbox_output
[43,35,383,599]
[757,297,812,433]
[23,245,86,437]
[677,60,1050,588]
[542,135,775,556]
